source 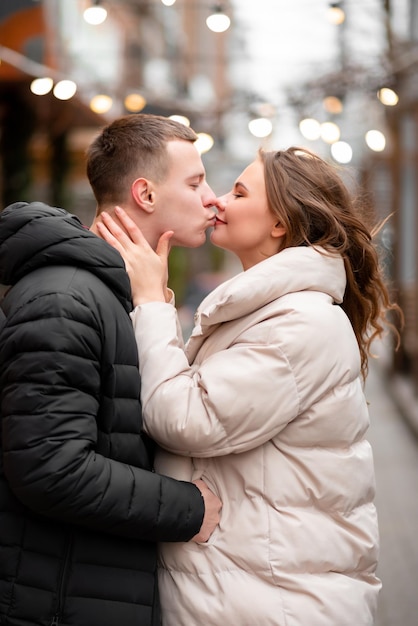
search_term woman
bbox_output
[97,147,400,626]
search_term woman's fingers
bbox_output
[114,206,148,246]
[100,210,133,246]
[97,208,171,306]
[156,231,174,260]
[96,221,125,255]
[98,209,173,294]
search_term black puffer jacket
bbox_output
[0,202,204,626]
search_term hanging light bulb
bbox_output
[320,121,341,143]
[124,93,147,112]
[299,118,321,140]
[331,141,352,163]
[365,130,386,152]
[377,87,399,106]
[248,118,273,138]
[327,2,345,25]
[84,1,108,26]
[195,133,214,154]
[323,96,343,114]
[206,5,231,33]
[30,77,54,96]
[53,80,77,100]
[90,94,113,114]
[169,115,191,127]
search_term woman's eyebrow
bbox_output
[234,181,249,192]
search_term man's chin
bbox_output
[171,234,207,248]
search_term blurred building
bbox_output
[0,0,235,216]
[0,0,103,208]
[361,0,418,417]
[276,0,417,415]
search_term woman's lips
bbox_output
[215,217,227,225]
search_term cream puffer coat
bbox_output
[131,247,381,626]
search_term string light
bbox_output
[323,96,343,114]
[90,94,113,114]
[195,132,214,154]
[377,87,399,106]
[83,1,108,25]
[206,5,231,33]
[30,77,53,95]
[299,118,321,140]
[248,118,273,138]
[365,130,386,151]
[124,93,147,112]
[169,115,191,126]
[327,2,345,25]
[53,80,77,101]
[331,141,352,163]
[320,121,341,143]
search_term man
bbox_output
[0,114,221,626]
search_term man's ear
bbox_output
[131,178,156,214]
[271,221,286,238]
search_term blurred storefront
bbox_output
[0,0,235,206]
[0,0,107,207]
[0,0,236,302]
[361,0,418,412]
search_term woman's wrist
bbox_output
[132,290,166,307]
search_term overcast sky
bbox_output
[225,0,409,153]
[231,0,408,102]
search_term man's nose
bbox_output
[202,183,218,208]
[215,195,227,211]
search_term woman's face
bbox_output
[210,158,285,270]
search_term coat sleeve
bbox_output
[131,302,300,457]
[0,292,204,542]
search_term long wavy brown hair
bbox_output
[260,146,402,379]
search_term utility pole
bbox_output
[383,0,394,55]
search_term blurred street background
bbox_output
[1,1,418,623]
[367,344,418,626]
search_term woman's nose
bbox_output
[215,195,227,211]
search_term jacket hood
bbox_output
[0,202,132,313]
[193,246,346,331]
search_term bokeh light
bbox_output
[30,77,53,95]
[90,94,113,114]
[299,118,321,140]
[53,80,77,100]
[331,141,353,163]
[248,117,273,138]
[365,130,386,152]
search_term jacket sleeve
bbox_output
[0,292,204,542]
[131,302,300,457]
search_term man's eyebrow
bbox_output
[187,172,205,182]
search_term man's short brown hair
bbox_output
[86,113,197,206]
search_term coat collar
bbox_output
[191,247,346,336]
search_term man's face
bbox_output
[153,140,217,248]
